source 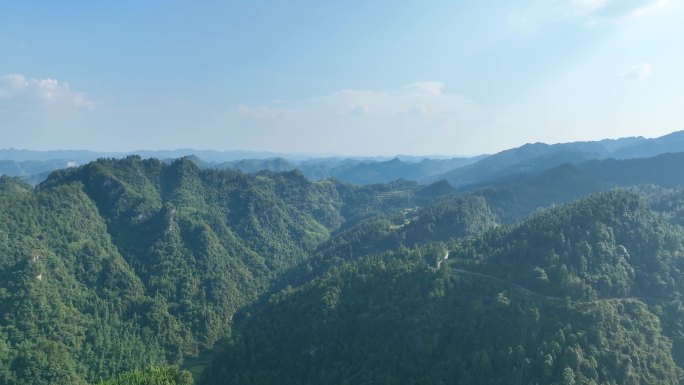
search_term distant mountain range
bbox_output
[420,132,684,187]
[5,136,684,384]
[0,152,485,186]
[216,156,484,185]
[468,151,684,222]
[2,130,684,186]
[0,148,305,163]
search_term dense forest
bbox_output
[2,151,684,384]
[200,191,684,384]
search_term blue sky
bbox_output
[1,0,682,156]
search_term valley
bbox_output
[2,134,684,384]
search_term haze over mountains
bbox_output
[422,130,684,187]
[3,131,684,384]
[3,131,684,189]
[4,0,683,382]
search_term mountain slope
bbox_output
[5,151,684,384]
[200,192,684,385]
[421,132,684,188]
[40,157,340,350]
[281,194,497,288]
[218,158,296,174]
[326,157,479,185]
[611,130,684,159]
[217,156,480,185]
[471,151,684,222]
[452,190,684,300]
[0,156,453,384]
[0,157,340,384]
[0,182,164,385]
[422,140,626,187]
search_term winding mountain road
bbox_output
[443,252,673,306]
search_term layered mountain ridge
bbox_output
[4,130,684,188]
[2,137,684,384]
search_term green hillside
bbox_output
[0,156,425,384]
[200,191,684,385]
[3,155,684,384]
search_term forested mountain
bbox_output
[217,156,480,185]
[0,159,77,180]
[94,366,194,385]
[452,191,684,301]
[0,177,162,385]
[279,194,498,290]
[421,138,631,186]
[423,131,684,188]
[2,143,684,385]
[306,157,479,185]
[210,131,684,187]
[0,150,304,186]
[0,156,444,384]
[4,130,684,188]
[1,152,479,187]
[219,158,296,174]
[469,151,684,222]
[200,191,684,385]
[0,149,294,164]
[611,131,684,159]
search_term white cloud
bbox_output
[0,74,95,110]
[565,0,611,15]
[236,82,477,119]
[630,0,670,18]
[562,0,669,23]
[229,83,485,155]
[402,81,445,95]
[619,63,653,81]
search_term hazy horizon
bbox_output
[0,129,679,160]
[2,1,683,156]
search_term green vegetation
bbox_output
[4,154,684,384]
[0,157,335,384]
[0,156,461,384]
[201,191,684,384]
[452,190,684,301]
[95,366,193,385]
[470,152,684,223]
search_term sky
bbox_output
[1,0,682,156]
